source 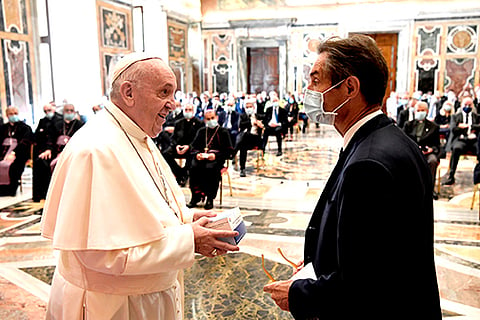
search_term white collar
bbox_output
[343,110,383,149]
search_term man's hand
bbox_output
[263,279,293,311]
[176,145,189,155]
[164,126,175,134]
[4,153,15,162]
[191,217,239,257]
[39,150,52,160]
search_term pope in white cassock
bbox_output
[40,53,240,319]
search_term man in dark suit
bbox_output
[262,95,288,156]
[396,97,416,129]
[32,102,62,202]
[443,96,480,185]
[263,35,441,319]
[217,99,240,148]
[404,101,441,199]
[162,103,203,186]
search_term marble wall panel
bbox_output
[0,0,28,34]
[1,38,32,117]
[416,58,439,94]
[168,24,186,60]
[417,26,441,56]
[447,25,477,54]
[444,58,475,97]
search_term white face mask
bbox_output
[183,112,194,119]
[245,108,254,115]
[415,111,427,121]
[303,79,349,125]
[206,119,218,128]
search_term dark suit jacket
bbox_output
[289,114,441,319]
[263,105,288,133]
[396,108,414,129]
[403,119,440,156]
[217,110,240,134]
[449,111,480,142]
[171,117,203,149]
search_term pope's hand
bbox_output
[263,279,293,311]
[191,217,239,257]
[39,149,52,160]
[193,210,216,222]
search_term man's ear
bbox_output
[119,81,135,107]
[345,76,360,99]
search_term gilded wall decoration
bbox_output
[417,26,441,56]
[212,34,232,61]
[100,6,128,49]
[0,0,35,122]
[444,58,475,96]
[0,0,28,34]
[447,25,477,54]
[303,33,325,60]
[168,25,186,59]
[2,39,32,115]
[218,0,286,10]
[96,0,132,96]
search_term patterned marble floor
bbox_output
[1,124,480,319]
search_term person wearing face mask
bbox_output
[396,96,417,129]
[285,94,299,141]
[404,101,440,199]
[442,96,480,185]
[162,103,203,186]
[0,106,33,196]
[48,103,84,172]
[263,35,441,319]
[434,100,454,158]
[217,99,240,150]
[188,109,233,210]
[32,102,62,202]
[262,94,288,156]
[235,97,264,177]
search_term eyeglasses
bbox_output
[261,248,303,282]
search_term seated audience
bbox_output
[32,102,62,202]
[434,100,453,158]
[262,94,288,156]
[188,110,233,210]
[397,97,416,129]
[0,106,33,196]
[163,103,203,186]
[404,101,440,199]
[443,97,480,185]
[235,97,264,177]
[285,94,299,141]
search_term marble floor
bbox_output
[1,124,480,319]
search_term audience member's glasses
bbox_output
[261,248,303,282]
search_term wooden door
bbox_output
[247,47,279,94]
[353,33,398,108]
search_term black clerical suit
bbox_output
[396,107,415,129]
[189,125,233,204]
[445,111,480,183]
[0,121,33,196]
[262,105,288,155]
[289,115,441,319]
[236,112,263,172]
[404,119,440,189]
[32,113,62,201]
[285,101,299,137]
[163,116,203,184]
[48,118,84,172]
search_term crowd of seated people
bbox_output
[154,89,309,208]
[389,84,480,193]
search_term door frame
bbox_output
[237,37,287,98]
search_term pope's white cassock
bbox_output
[41,101,195,319]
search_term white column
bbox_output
[47,0,102,115]
[134,0,168,61]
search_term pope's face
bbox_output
[132,60,176,137]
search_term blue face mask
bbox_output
[64,113,76,121]
[463,106,472,114]
[8,115,19,123]
[206,119,218,128]
[46,112,55,119]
